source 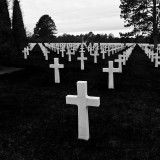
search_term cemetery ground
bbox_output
[0,45,160,159]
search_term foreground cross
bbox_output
[103,61,120,89]
[49,58,64,83]
[66,81,100,140]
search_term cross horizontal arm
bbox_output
[87,96,100,107]
[103,68,109,72]
[66,95,78,105]
[49,64,55,68]
[59,64,64,68]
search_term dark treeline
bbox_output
[0,0,27,64]
[28,31,153,44]
[28,13,158,44]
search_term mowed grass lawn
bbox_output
[0,45,160,159]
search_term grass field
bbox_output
[0,44,160,159]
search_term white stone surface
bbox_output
[43,48,50,60]
[49,58,64,83]
[79,44,85,55]
[66,81,100,140]
[103,61,120,89]
[66,49,74,62]
[114,55,123,73]
[22,47,29,59]
[77,44,87,70]
[56,46,60,54]
[28,43,36,51]
[91,49,99,63]
[77,53,87,70]
[155,53,160,67]
[101,49,106,59]
[119,54,126,65]
[60,47,65,57]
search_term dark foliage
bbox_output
[0,0,16,60]
[12,0,27,52]
[120,0,160,51]
[33,14,57,41]
[0,0,11,45]
[0,0,11,28]
[28,31,151,44]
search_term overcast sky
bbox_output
[10,0,133,37]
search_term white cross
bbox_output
[77,53,87,70]
[157,47,160,54]
[91,49,99,63]
[56,46,60,54]
[49,43,55,51]
[87,44,92,52]
[155,53,160,67]
[66,49,74,62]
[119,54,126,65]
[115,48,118,53]
[26,46,30,55]
[108,50,111,57]
[66,81,100,140]
[88,47,94,55]
[100,49,107,59]
[22,47,29,59]
[114,55,123,73]
[43,48,50,60]
[71,47,76,55]
[103,61,120,89]
[60,47,65,57]
[112,49,114,55]
[150,52,157,62]
[123,51,128,61]
[79,44,85,55]
[148,49,153,59]
[49,58,64,83]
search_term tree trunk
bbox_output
[153,0,158,53]
[153,35,158,52]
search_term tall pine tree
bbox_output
[34,14,57,42]
[12,0,27,52]
[0,0,18,63]
[0,0,12,45]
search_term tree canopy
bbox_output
[120,0,160,50]
[34,15,57,41]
